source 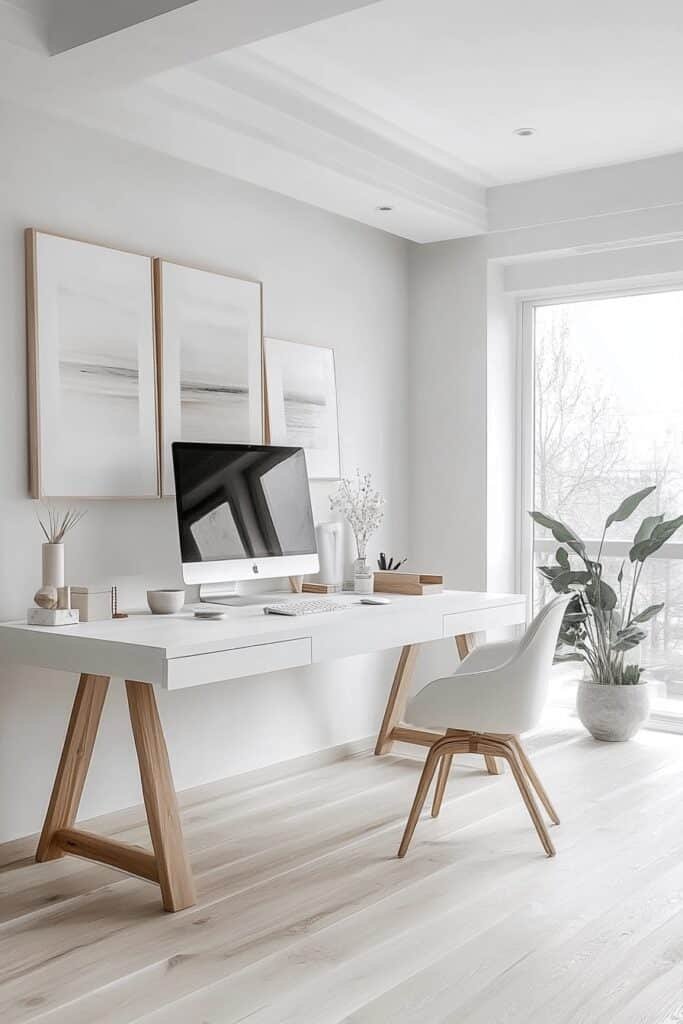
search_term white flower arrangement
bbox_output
[330,470,385,561]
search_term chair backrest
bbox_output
[509,593,572,730]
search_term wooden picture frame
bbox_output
[25,229,160,499]
[264,337,341,480]
[155,259,264,495]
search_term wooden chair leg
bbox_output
[511,736,560,825]
[36,674,110,862]
[495,740,555,857]
[431,752,453,818]
[397,743,443,858]
[484,754,501,775]
[126,681,196,912]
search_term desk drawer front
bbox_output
[443,602,526,639]
[164,637,312,690]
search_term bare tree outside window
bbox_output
[532,298,683,703]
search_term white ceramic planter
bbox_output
[576,680,650,742]
[42,543,65,589]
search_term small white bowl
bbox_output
[147,589,185,615]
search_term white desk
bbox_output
[0,589,525,912]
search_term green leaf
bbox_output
[605,486,656,529]
[556,547,570,569]
[617,561,624,584]
[550,570,591,593]
[630,515,683,562]
[632,603,665,624]
[586,578,617,611]
[650,515,683,543]
[612,630,646,652]
[633,514,664,546]
[529,511,586,554]
[537,564,565,581]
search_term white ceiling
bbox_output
[247,0,683,185]
[4,0,683,241]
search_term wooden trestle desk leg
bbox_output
[374,645,420,755]
[36,673,110,862]
[125,681,196,912]
[36,672,196,913]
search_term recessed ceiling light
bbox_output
[376,205,393,212]
[514,128,536,137]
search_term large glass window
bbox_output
[528,290,683,718]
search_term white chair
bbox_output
[397,594,571,859]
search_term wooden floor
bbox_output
[1,715,682,1024]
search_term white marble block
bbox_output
[26,607,80,627]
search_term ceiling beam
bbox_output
[0,1,381,99]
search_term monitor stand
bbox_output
[199,582,269,608]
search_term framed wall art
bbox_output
[155,260,263,494]
[26,229,159,498]
[264,337,341,480]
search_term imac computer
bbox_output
[172,442,319,604]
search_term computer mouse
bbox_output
[360,596,392,605]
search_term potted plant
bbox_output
[330,470,385,594]
[530,486,683,741]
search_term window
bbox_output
[522,289,683,721]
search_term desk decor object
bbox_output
[71,583,113,622]
[377,552,407,571]
[26,230,159,498]
[147,589,185,614]
[264,338,341,480]
[532,483,683,741]
[374,572,444,596]
[156,260,263,494]
[30,505,86,623]
[330,471,384,594]
[315,521,344,587]
[301,582,342,594]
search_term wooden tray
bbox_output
[374,571,443,596]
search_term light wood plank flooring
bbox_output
[1,715,682,1024]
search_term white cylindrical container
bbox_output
[42,543,65,589]
[316,522,344,586]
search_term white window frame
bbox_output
[516,280,683,729]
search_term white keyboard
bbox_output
[263,599,347,617]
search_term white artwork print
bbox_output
[159,261,263,493]
[265,338,341,480]
[34,233,158,497]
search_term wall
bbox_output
[0,100,410,843]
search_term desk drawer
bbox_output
[164,637,312,690]
[443,602,526,639]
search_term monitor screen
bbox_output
[172,443,317,565]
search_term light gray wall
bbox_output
[0,100,410,842]
[407,236,488,591]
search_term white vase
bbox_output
[42,543,65,589]
[316,522,344,586]
[353,556,374,595]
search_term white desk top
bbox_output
[0,590,526,689]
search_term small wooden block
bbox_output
[27,607,79,626]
